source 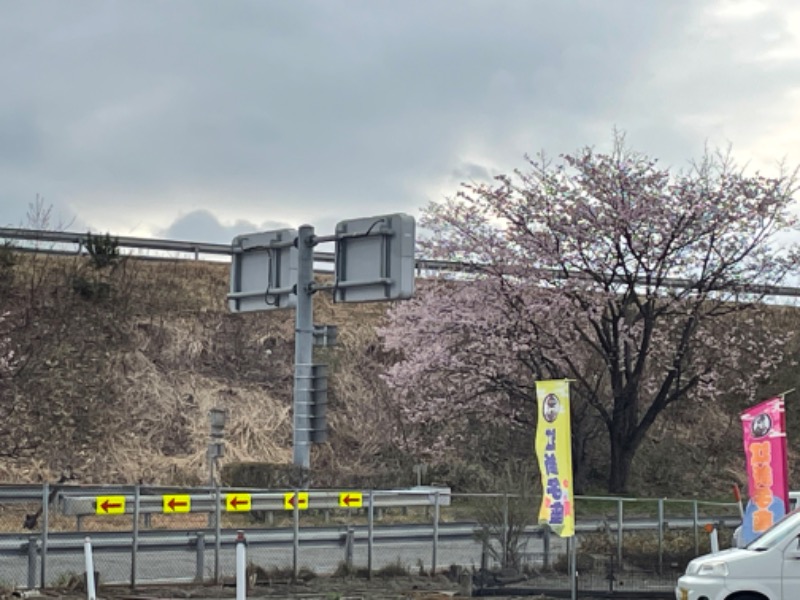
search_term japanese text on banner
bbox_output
[740,396,789,545]
[535,379,574,538]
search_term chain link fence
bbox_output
[0,484,741,594]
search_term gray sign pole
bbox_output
[293,225,315,469]
[229,213,416,471]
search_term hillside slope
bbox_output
[0,251,395,485]
[1,249,799,497]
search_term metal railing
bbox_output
[0,483,741,592]
[4,227,800,299]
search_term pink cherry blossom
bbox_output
[381,137,798,493]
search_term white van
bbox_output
[676,509,800,600]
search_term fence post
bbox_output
[692,500,699,556]
[616,498,623,566]
[214,486,222,585]
[502,492,509,569]
[569,535,578,600]
[40,482,49,589]
[542,524,551,570]
[131,484,140,589]
[367,490,374,580]
[292,489,300,580]
[432,491,440,575]
[658,498,666,575]
[195,532,206,583]
[27,536,37,590]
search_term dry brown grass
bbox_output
[0,252,394,486]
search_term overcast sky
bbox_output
[1,0,799,243]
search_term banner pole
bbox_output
[570,535,577,600]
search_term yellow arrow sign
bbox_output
[96,495,126,515]
[163,494,191,513]
[339,492,363,508]
[225,493,251,512]
[284,492,309,510]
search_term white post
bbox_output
[710,526,720,554]
[236,530,247,600]
[83,537,96,600]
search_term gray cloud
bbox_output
[451,162,495,184]
[1,0,798,241]
[159,209,291,244]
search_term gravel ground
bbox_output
[1,576,563,600]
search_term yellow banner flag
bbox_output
[535,379,575,537]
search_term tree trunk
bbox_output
[607,438,636,494]
[571,430,592,496]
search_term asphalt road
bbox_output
[1,532,568,587]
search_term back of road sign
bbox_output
[334,213,415,303]
[229,229,298,312]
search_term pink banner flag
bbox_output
[740,397,790,544]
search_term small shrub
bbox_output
[578,528,734,572]
[376,559,409,577]
[250,564,317,583]
[0,242,15,292]
[297,567,317,581]
[85,232,120,270]
[71,275,111,301]
[51,571,81,588]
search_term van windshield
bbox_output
[747,510,800,550]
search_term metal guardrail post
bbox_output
[195,532,206,582]
[432,491,440,575]
[657,498,664,575]
[616,498,623,566]
[40,483,48,589]
[27,536,37,590]
[131,484,140,589]
[693,500,699,556]
[344,526,354,569]
[367,490,374,579]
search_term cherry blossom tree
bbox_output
[382,137,798,493]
